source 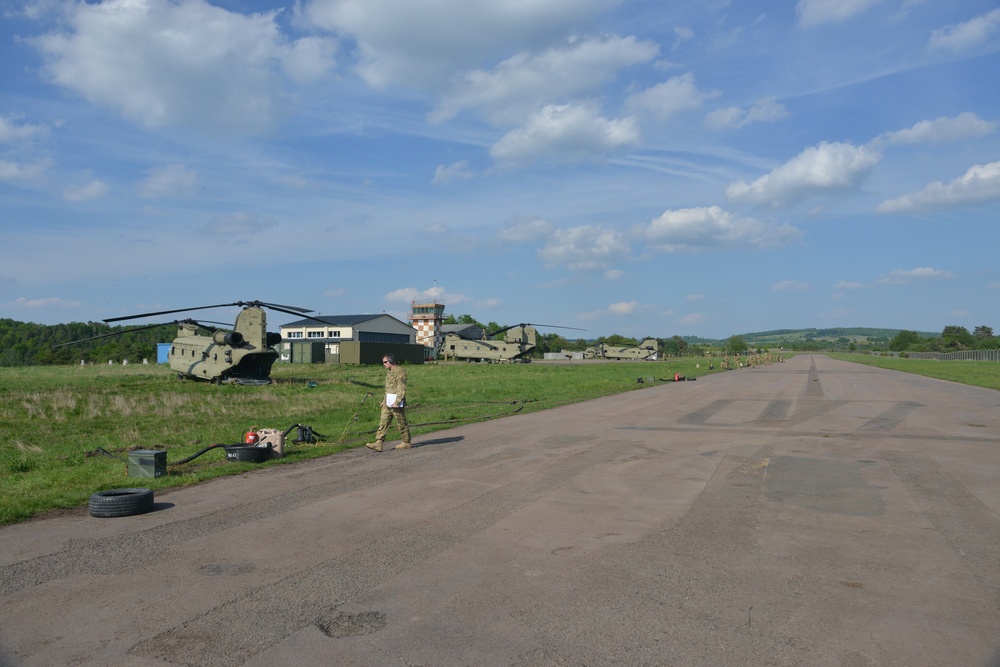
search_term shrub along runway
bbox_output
[2,354,999,666]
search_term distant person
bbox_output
[366,354,412,452]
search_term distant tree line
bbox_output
[442,315,1000,359]
[5,317,995,368]
[888,325,999,353]
[0,319,177,367]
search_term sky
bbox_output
[2,0,999,341]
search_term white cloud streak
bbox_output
[32,0,336,135]
[929,8,1000,53]
[877,267,954,285]
[878,112,996,146]
[626,73,717,123]
[726,141,881,207]
[795,0,886,28]
[704,97,789,130]
[490,104,640,167]
[638,206,802,252]
[433,35,657,125]
[877,161,1000,213]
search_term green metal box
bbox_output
[128,450,167,478]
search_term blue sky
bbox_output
[2,0,999,340]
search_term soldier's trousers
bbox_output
[375,405,410,443]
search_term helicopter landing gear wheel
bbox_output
[176,373,185,380]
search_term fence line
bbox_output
[902,350,1000,361]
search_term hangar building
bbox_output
[278,313,423,365]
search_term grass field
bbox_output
[827,353,1000,391]
[4,353,997,526]
[0,358,710,525]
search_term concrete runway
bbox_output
[2,354,1000,666]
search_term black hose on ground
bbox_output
[170,443,227,466]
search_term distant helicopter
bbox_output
[60,301,326,385]
[439,323,584,363]
[584,338,660,361]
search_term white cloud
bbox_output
[877,267,954,285]
[726,141,881,206]
[705,97,789,130]
[386,285,475,306]
[930,8,1000,53]
[490,103,640,167]
[877,161,1000,212]
[625,73,718,123]
[637,206,802,252]
[432,160,476,185]
[796,0,886,27]
[497,215,555,243]
[878,112,996,146]
[300,0,618,91]
[6,297,83,312]
[578,299,645,321]
[63,179,110,202]
[539,224,631,271]
[432,35,657,125]
[772,280,810,292]
[421,223,449,235]
[137,165,199,199]
[672,26,694,51]
[835,281,867,290]
[678,313,705,325]
[608,301,637,315]
[32,0,336,135]
[0,115,48,143]
[0,158,52,183]
[282,35,338,85]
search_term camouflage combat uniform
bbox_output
[369,360,411,451]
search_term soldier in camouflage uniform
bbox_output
[366,354,412,452]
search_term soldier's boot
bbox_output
[365,440,384,453]
[394,441,411,450]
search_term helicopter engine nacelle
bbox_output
[213,330,244,346]
[266,333,282,348]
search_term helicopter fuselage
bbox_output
[439,325,537,363]
[167,307,279,384]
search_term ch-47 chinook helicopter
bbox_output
[439,323,584,363]
[60,301,327,385]
[584,338,660,361]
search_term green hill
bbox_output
[683,328,937,347]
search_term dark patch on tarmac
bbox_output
[765,456,885,517]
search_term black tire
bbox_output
[88,488,154,518]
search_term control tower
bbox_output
[409,301,445,359]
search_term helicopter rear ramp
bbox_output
[2,354,1000,666]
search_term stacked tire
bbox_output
[88,488,154,518]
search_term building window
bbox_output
[331,330,340,338]
[287,332,303,339]
[308,331,325,338]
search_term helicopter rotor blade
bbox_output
[489,322,587,336]
[257,303,329,324]
[249,301,314,313]
[53,321,178,347]
[528,323,588,331]
[105,301,318,324]
[103,303,239,323]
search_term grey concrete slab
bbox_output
[2,354,1000,666]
